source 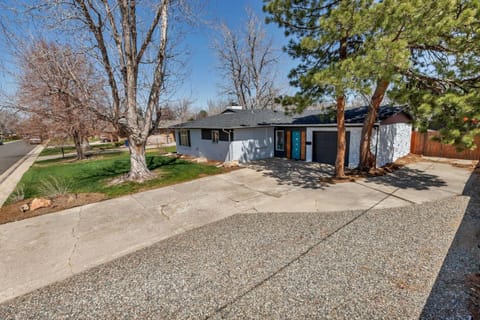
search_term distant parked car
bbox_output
[29,137,42,144]
[99,134,119,143]
[0,140,3,145]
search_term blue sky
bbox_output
[176,0,296,110]
[0,0,297,111]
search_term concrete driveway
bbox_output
[0,158,475,306]
[0,192,477,318]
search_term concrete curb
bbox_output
[3,140,21,145]
[0,144,44,207]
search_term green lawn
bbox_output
[12,152,221,202]
[148,145,177,154]
[39,143,176,157]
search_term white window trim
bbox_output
[179,129,190,147]
[212,130,219,144]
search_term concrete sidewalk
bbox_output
[36,143,174,162]
[0,160,473,304]
[0,144,44,207]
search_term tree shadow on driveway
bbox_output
[363,166,448,190]
[420,170,480,319]
[247,159,448,191]
[246,159,334,190]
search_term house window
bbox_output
[202,129,234,141]
[201,129,212,140]
[219,129,233,141]
[275,130,285,151]
[212,130,219,143]
[179,129,190,147]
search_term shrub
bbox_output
[38,177,71,197]
[9,185,25,202]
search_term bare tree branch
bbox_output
[213,9,281,110]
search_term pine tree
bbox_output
[264,0,373,178]
[355,0,479,170]
[265,0,480,171]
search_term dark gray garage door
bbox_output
[312,131,350,165]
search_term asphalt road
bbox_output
[0,141,35,175]
[0,194,476,319]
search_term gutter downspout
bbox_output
[222,128,232,162]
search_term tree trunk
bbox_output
[335,94,347,178]
[72,131,86,160]
[359,79,390,171]
[334,36,348,179]
[127,137,153,181]
[81,136,90,155]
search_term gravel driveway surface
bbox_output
[0,193,473,319]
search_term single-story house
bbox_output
[172,105,412,168]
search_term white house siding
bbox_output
[175,127,274,163]
[306,127,362,168]
[175,129,230,161]
[376,123,412,166]
[230,127,274,162]
[177,124,411,165]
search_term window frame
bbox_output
[275,130,285,151]
[212,130,219,144]
[179,129,190,147]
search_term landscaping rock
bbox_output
[192,157,208,163]
[222,160,239,168]
[19,204,29,213]
[30,198,52,211]
[67,194,78,203]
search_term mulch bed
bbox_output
[318,155,417,184]
[0,193,107,225]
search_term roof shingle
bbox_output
[172,105,409,129]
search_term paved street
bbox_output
[0,141,35,175]
[0,143,43,207]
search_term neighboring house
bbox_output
[172,105,412,167]
[148,120,180,145]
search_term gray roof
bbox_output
[172,105,409,129]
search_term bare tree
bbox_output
[15,114,49,140]
[171,98,193,121]
[213,9,280,110]
[206,98,227,115]
[0,109,19,136]
[17,41,106,160]
[18,0,184,181]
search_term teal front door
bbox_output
[291,130,301,160]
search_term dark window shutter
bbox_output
[187,130,191,146]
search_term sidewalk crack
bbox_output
[67,208,82,275]
[160,205,170,220]
[354,181,416,205]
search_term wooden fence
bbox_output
[410,131,480,160]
